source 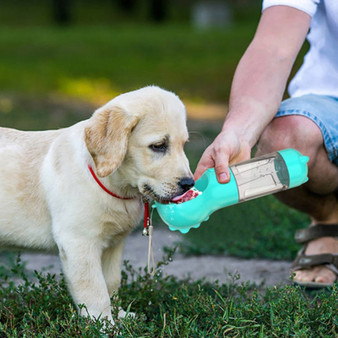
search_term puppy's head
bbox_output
[85,86,193,202]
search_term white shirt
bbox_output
[262,0,338,98]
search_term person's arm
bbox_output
[194,5,311,183]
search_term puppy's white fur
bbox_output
[0,86,192,323]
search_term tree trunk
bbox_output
[52,0,71,25]
[149,0,166,22]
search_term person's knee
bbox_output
[256,116,323,162]
[256,116,338,196]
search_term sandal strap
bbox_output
[295,224,338,244]
[291,252,338,270]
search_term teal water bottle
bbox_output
[154,149,309,233]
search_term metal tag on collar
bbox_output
[143,215,151,236]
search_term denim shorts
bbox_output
[275,94,338,166]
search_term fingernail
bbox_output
[219,173,228,182]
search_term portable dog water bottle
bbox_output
[154,149,309,233]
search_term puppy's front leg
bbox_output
[57,238,114,323]
[102,237,133,319]
[102,238,126,297]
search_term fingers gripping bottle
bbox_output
[154,149,309,233]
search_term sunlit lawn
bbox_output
[0,23,257,105]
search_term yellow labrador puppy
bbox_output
[0,86,193,324]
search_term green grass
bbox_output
[0,23,256,104]
[0,254,336,337]
[0,93,95,130]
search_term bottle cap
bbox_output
[278,149,309,188]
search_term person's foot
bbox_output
[293,236,338,284]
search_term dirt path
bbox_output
[20,228,292,287]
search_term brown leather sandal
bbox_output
[291,224,338,288]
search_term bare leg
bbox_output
[256,115,338,284]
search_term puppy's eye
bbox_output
[149,143,168,153]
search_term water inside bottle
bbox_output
[231,152,290,202]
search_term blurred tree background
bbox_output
[0,0,260,26]
[0,0,263,112]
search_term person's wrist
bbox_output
[220,122,256,150]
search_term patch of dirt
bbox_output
[18,228,292,287]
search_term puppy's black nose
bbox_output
[178,177,195,192]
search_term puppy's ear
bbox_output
[85,105,138,177]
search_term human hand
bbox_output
[194,130,251,183]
